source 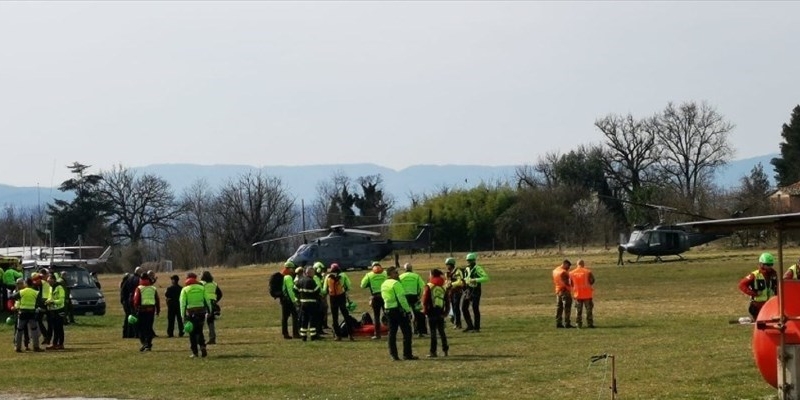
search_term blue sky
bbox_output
[1,1,797,186]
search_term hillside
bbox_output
[0,154,778,209]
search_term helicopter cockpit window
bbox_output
[648,231,665,247]
[297,244,318,259]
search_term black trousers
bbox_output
[280,297,299,337]
[138,311,155,347]
[122,301,137,338]
[50,310,65,346]
[166,303,183,337]
[299,301,319,339]
[330,294,352,338]
[370,294,384,337]
[405,294,427,335]
[387,308,413,359]
[450,290,463,328]
[38,310,51,343]
[462,290,482,330]
[186,312,207,355]
[427,315,448,355]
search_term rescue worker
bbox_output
[3,261,23,310]
[120,266,143,339]
[785,257,800,279]
[133,271,160,352]
[324,263,354,341]
[360,261,388,340]
[462,253,489,333]
[180,272,212,358]
[569,259,595,329]
[399,263,427,337]
[553,259,574,328]
[422,268,449,358]
[382,266,417,360]
[34,270,53,345]
[58,271,75,325]
[12,278,43,352]
[164,275,184,337]
[739,252,779,319]
[294,266,321,341]
[45,273,66,350]
[445,258,464,329]
[200,271,222,344]
[280,262,300,339]
[313,262,329,335]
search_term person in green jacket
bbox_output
[381,267,417,361]
[180,272,212,358]
[280,262,300,339]
[13,278,43,352]
[3,263,23,311]
[462,253,490,333]
[399,263,427,337]
[360,262,387,340]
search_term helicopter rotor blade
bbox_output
[252,232,308,247]
[342,228,381,236]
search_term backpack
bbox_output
[269,272,284,299]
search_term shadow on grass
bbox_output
[436,353,520,361]
[207,353,268,360]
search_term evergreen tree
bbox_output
[771,105,800,187]
[45,162,112,246]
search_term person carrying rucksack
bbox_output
[324,263,354,341]
[276,262,300,339]
[422,268,450,357]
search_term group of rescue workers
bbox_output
[2,264,70,352]
[276,252,489,360]
[7,248,784,359]
[118,267,223,358]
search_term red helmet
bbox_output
[330,263,340,272]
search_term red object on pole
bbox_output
[752,280,800,388]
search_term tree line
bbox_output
[1,101,798,270]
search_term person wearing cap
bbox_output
[180,272,212,358]
[739,252,779,319]
[133,271,161,352]
[422,268,450,357]
[34,270,53,345]
[293,266,304,283]
[44,273,66,350]
[200,271,223,345]
[12,278,43,352]
[399,263,427,337]
[280,262,300,339]
[381,266,417,360]
[569,259,596,329]
[462,253,489,333]
[785,257,800,280]
[294,266,322,341]
[553,259,574,329]
[361,261,388,339]
[312,262,330,335]
[444,257,465,329]
[324,263,354,341]
[164,274,184,338]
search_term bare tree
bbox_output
[649,101,735,209]
[180,179,216,266]
[100,165,184,244]
[354,175,394,226]
[214,171,296,265]
[595,113,660,198]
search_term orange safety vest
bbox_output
[552,266,570,294]
[569,268,593,300]
[326,274,346,297]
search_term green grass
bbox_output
[0,248,784,399]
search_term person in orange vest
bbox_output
[739,252,778,319]
[552,259,574,328]
[568,259,595,329]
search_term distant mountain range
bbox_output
[0,154,778,210]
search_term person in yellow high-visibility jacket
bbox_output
[381,267,417,361]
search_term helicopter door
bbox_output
[648,231,665,247]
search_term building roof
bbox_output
[773,181,800,197]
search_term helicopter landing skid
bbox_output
[630,254,685,263]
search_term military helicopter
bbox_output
[252,223,433,270]
[609,197,732,262]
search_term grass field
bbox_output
[0,247,785,400]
